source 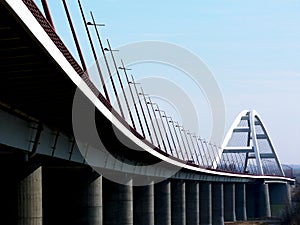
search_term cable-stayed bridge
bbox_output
[0,0,295,225]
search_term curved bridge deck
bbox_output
[0,0,295,224]
[0,0,294,183]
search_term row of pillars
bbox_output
[14,166,291,225]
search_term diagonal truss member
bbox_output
[212,110,284,176]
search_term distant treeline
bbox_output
[282,170,300,225]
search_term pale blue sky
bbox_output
[35,0,300,164]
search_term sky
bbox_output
[34,0,300,164]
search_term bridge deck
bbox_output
[0,0,295,184]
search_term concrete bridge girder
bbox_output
[0,108,84,163]
[0,108,266,184]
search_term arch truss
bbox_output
[213,110,284,176]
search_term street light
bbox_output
[167,117,184,159]
[118,66,131,71]
[123,80,153,144]
[147,101,166,151]
[139,89,160,148]
[104,47,119,52]
[201,138,214,167]
[186,131,200,165]
[161,112,179,158]
[103,42,136,128]
[77,9,110,101]
[118,63,146,138]
[197,137,210,167]
[62,0,88,75]
[86,21,105,26]
[86,13,113,103]
[102,39,125,118]
[175,123,189,161]
[154,108,172,154]
[179,128,194,163]
[192,134,205,166]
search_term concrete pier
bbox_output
[235,183,247,221]
[258,183,271,218]
[246,184,257,219]
[171,180,186,225]
[185,181,199,225]
[0,154,293,225]
[200,182,212,225]
[87,174,103,225]
[224,183,236,222]
[42,167,92,225]
[0,164,17,225]
[212,183,224,225]
[133,182,154,225]
[103,178,133,225]
[0,150,293,225]
[154,180,171,225]
[18,166,43,225]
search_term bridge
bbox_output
[0,0,295,225]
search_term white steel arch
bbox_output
[213,110,285,176]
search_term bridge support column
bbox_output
[212,183,224,225]
[258,183,271,218]
[42,166,90,224]
[154,180,171,225]
[87,174,102,225]
[246,184,257,219]
[133,182,154,225]
[171,180,186,225]
[18,166,42,225]
[200,182,212,225]
[235,183,247,221]
[186,181,199,225]
[269,183,291,217]
[224,183,236,222]
[103,178,133,225]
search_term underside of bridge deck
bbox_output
[0,1,163,166]
[0,1,77,132]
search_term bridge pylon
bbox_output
[213,110,284,176]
